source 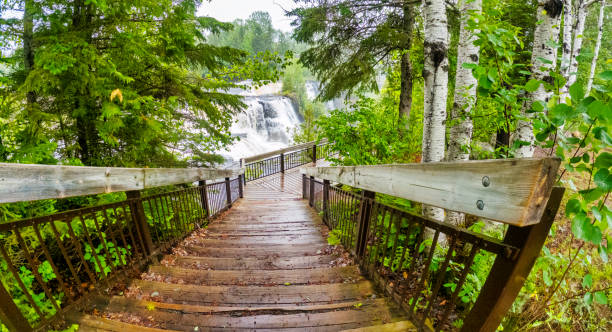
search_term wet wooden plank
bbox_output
[303,157,560,226]
[130,279,375,305]
[105,300,398,330]
[181,244,329,258]
[186,235,326,248]
[0,163,240,203]
[145,265,361,285]
[340,321,418,332]
[108,296,383,314]
[206,222,316,232]
[68,313,179,332]
[163,255,339,270]
[205,229,321,237]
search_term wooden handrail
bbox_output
[0,163,243,204]
[302,157,560,226]
[242,139,328,163]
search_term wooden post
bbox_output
[198,180,210,219]
[323,179,330,226]
[238,175,244,198]
[461,187,565,332]
[225,177,232,207]
[302,174,307,199]
[126,190,154,255]
[355,190,376,259]
[309,176,315,207]
[312,144,317,164]
[280,153,285,173]
[0,283,32,332]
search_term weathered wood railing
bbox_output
[302,158,563,332]
[241,139,332,182]
[0,164,244,331]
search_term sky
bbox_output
[197,0,297,32]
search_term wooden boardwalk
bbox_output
[72,165,414,331]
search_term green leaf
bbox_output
[599,245,609,262]
[594,169,612,191]
[572,213,589,239]
[584,292,593,305]
[565,199,582,216]
[594,127,612,145]
[598,71,612,81]
[580,188,605,203]
[524,79,541,92]
[462,63,478,69]
[594,291,608,305]
[594,152,612,169]
[536,57,553,65]
[582,274,593,288]
[592,206,603,222]
[569,82,584,103]
[543,269,552,286]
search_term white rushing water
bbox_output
[217,80,350,165]
[218,82,303,163]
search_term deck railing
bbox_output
[0,164,243,331]
[302,158,563,332]
[241,139,332,182]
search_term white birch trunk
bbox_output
[422,0,449,222]
[563,0,597,94]
[560,0,574,83]
[586,1,606,95]
[446,0,482,226]
[514,0,562,158]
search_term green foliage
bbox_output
[316,94,416,166]
[0,0,281,168]
[327,229,342,245]
[207,11,304,56]
[290,0,414,101]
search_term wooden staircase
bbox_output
[71,171,414,331]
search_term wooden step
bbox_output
[182,244,329,258]
[219,211,320,221]
[68,313,179,332]
[186,235,326,248]
[340,321,418,331]
[107,296,381,314]
[102,299,400,331]
[162,254,338,270]
[206,222,316,232]
[144,265,362,286]
[128,279,375,305]
[205,228,321,237]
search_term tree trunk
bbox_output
[422,0,449,221]
[563,0,596,95]
[560,0,574,83]
[399,4,415,130]
[23,0,37,143]
[513,0,562,158]
[586,0,605,95]
[399,52,413,129]
[446,0,482,226]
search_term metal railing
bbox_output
[0,175,243,332]
[243,141,332,182]
[303,175,564,332]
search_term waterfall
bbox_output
[219,91,303,162]
[304,80,345,111]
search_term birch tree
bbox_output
[446,0,482,226]
[513,0,562,158]
[562,0,598,95]
[560,0,574,83]
[422,0,449,221]
[586,0,607,94]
